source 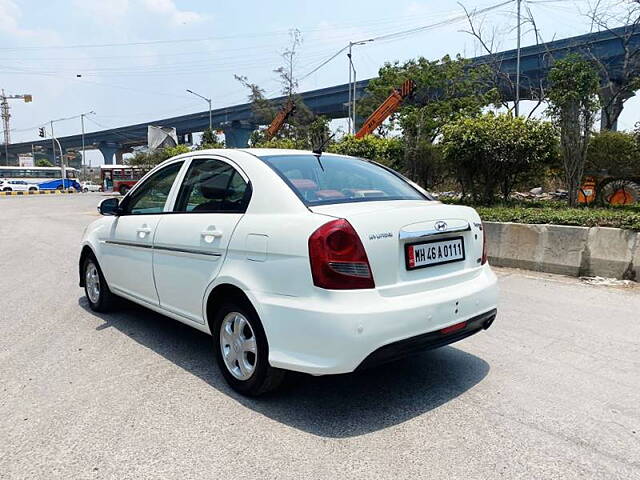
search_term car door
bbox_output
[101,160,184,305]
[152,157,251,323]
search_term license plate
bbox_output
[405,236,465,270]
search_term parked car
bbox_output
[1,180,39,192]
[81,181,103,193]
[79,149,498,395]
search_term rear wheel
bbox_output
[3,187,11,192]
[28,187,37,192]
[83,255,116,312]
[212,299,285,396]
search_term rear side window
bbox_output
[260,154,426,206]
[174,158,250,213]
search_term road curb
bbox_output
[0,190,78,196]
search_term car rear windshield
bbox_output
[259,154,427,206]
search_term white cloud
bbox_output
[0,0,59,41]
[140,0,204,26]
[72,0,131,23]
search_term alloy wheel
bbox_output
[219,312,258,381]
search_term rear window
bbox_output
[259,154,427,206]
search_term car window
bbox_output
[124,161,183,215]
[174,158,250,213]
[259,154,427,206]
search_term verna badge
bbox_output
[434,221,448,232]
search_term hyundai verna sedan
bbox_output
[79,149,498,396]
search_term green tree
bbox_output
[441,113,558,203]
[199,128,224,149]
[127,144,191,168]
[547,54,600,206]
[236,30,330,150]
[358,54,498,182]
[587,130,640,177]
[36,158,54,167]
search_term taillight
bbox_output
[481,224,488,265]
[308,219,375,289]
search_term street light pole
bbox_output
[80,111,95,181]
[347,40,373,134]
[186,89,212,132]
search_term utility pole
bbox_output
[1,89,32,165]
[186,89,212,132]
[515,0,522,116]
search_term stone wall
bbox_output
[484,222,640,280]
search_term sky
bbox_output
[1,0,638,165]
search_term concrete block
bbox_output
[631,233,640,282]
[586,227,637,279]
[541,225,589,276]
[484,222,545,271]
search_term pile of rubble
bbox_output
[511,187,568,201]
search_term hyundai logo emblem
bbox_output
[434,221,448,232]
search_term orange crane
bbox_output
[265,99,296,140]
[355,79,415,139]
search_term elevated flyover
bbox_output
[5,24,639,164]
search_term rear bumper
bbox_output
[256,265,499,375]
[356,308,496,371]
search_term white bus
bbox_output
[0,166,80,190]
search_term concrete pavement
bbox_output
[0,194,638,479]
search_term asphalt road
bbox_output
[1,194,639,480]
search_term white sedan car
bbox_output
[79,149,498,395]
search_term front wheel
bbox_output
[29,187,37,192]
[83,188,88,193]
[212,300,285,396]
[3,188,11,192]
[83,256,116,312]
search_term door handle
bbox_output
[201,228,223,243]
[137,226,152,239]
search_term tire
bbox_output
[29,187,37,192]
[3,188,11,192]
[212,299,286,396]
[119,185,129,196]
[600,179,640,205]
[83,255,116,313]
[56,185,63,191]
[99,187,104,192]
[83,188,88,193]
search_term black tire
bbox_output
[28,187,37,192]
[83,188,88,193]
[83,255,116,313]
[3,187,11,192]
[211,298,286,396]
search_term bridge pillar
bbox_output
[222,121,255,148]
[98,142,122,165]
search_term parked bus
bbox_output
[0,166,81,190]
[100,165,150,195]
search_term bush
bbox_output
[441,113,558,203]
[328,135,404,169]
[127,144,191,167]
[586,130,640,177]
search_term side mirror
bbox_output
[98,197,121,216]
